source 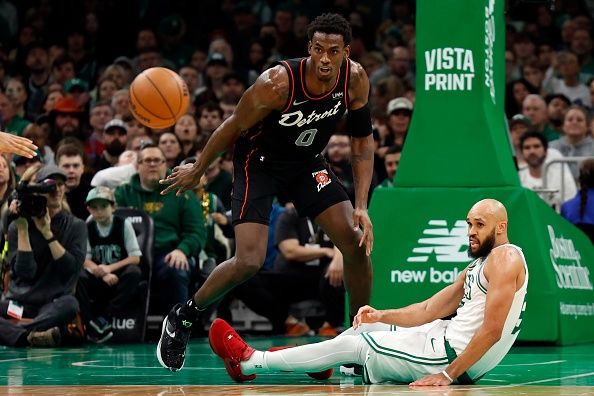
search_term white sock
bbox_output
[240,335,369,375]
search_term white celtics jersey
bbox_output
[445,243,528,379]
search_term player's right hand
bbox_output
[353,305,382,329]
[159,163,202,196]
[0,131,37,157]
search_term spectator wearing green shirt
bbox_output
[115,143,206,315]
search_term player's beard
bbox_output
[468,227,496,258]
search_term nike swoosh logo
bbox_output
[293,99,308,106]
[430,337,436,352]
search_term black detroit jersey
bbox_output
[240,57,351,161]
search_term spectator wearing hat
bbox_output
[0,92,30,136]
[1,164,87,347]
[64,78,91,111]
[24,42,51,120]
[522,94,560,142]
[50,55,76,87]
[94,119,128,172]
[56,143,92,220]
[49,96,84,146]
[385,97,413,149]
[509,114,532,170]
[545,93,571,134]
[76,186,142,343]
[194,52,230,107]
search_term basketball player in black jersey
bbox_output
[157,13,375,372]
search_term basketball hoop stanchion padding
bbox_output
[369,0,594,345]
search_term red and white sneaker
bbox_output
[268,346,334,380]
[209,319,256,382]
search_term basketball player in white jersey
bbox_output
[209,198,528,385]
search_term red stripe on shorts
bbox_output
[239,148,257,219]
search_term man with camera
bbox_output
[0,165,87,347]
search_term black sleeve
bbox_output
[7,221,37,281]
[55,218,87,277]
[346,104,373,137]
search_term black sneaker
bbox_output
[156,303,193,371]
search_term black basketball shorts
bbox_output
[231,148,350,226]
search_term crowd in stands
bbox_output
[0,0,594,346]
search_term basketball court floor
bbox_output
[1,336,593,395]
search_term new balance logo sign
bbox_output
[407,220,470,263]
[113,318,136,330]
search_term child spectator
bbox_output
[76,186,142,343]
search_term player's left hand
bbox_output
[352,208,373,256]
[0,131,38,157]
[409,372,453,386]
[165,249,189,270]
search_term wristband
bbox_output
[46,236,57,244]
[442,370,454,382]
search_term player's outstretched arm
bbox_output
[0,131,37,157]
[160,66,289,196]
[353,269,466,329]
[411,247,524,386]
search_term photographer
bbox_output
[0,164,87,347]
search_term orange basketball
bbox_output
[129,67,190,129]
